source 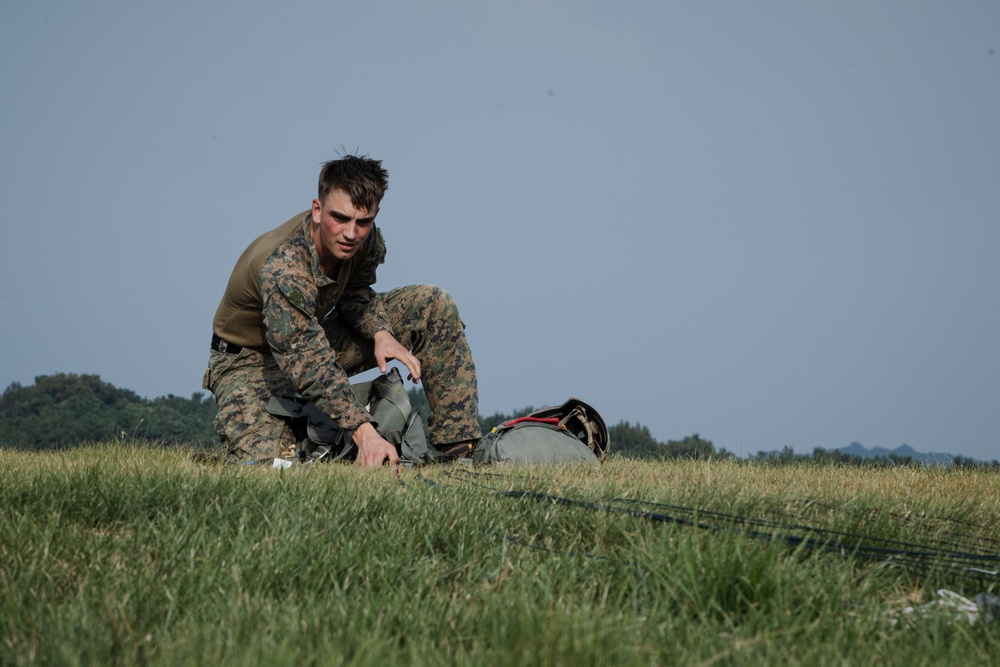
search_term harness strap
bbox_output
[503,416,562,428]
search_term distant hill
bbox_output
[833,442,957,466]
[752,442,995,467]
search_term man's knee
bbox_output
[419,285,462,326]
[408,284,457,310]
[386,285,465,337]
[212,374,298,463]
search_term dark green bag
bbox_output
[265,368,436,466]
[473,398,610,465]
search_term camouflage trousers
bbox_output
[202,285,481,463]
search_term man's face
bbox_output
[310,188,378,266]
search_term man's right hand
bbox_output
[352,421,400,467]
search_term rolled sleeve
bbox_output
[262,274,372,431]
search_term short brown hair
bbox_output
[317,154,389,212]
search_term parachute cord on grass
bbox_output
[392,466,441,490]
[435,467,625,563]
[440,466,511,491]
[610,497,1000,571]
[772,498,1000,555]
[437,468,1000,585]
[529,492,1000,584]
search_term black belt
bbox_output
[211,333,244,354]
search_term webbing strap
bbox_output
[370,378,410,418]
[559,406,600,451]
[503,416,562,428]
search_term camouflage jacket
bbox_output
[212,211,390,430]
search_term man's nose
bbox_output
[342,222,358,239]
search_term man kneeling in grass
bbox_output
[203,154,481,466]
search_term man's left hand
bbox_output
[373,330,421,382]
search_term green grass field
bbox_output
[2,443,998,666]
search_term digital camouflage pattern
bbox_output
[258,214,387,432]
[325,285,481,447]
[204,214,480,463]
[203,347,299,463]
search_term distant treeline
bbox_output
[0,374,217,449]
[747,445,998,470]
[2,374,996,469]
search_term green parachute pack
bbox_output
[265,368,436,467]
[474,398,609,465]
[265,368,609,466]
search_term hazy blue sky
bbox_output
[2,1,997,460]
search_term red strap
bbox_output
[503,416,562,427]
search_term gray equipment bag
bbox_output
[473,398,610,465]
[265,368,436,466]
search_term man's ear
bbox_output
[311,199,322,224]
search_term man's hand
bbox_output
[352,422,400,467]
[373,330,421,383]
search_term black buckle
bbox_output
[211,334,243,354]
